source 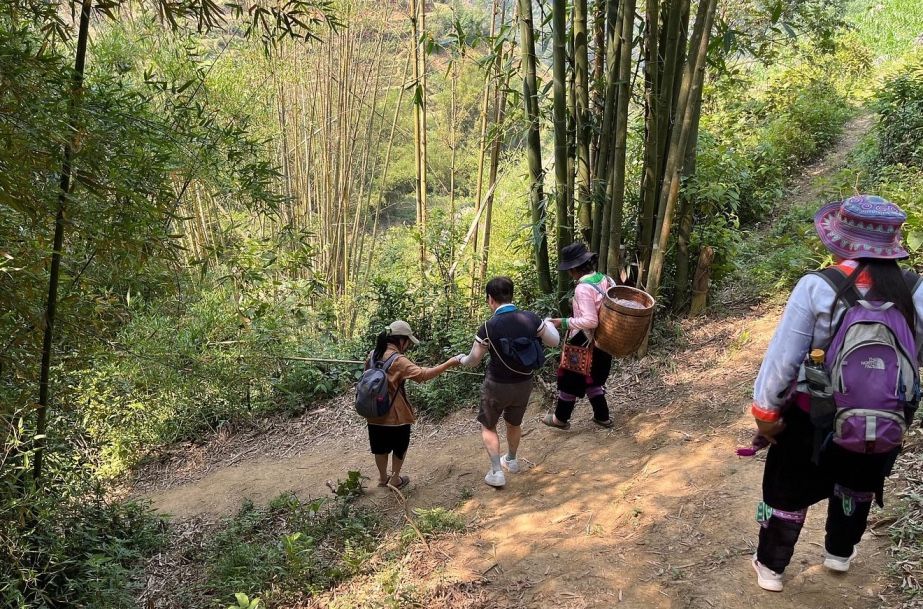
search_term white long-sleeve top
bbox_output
[752,262,923,421]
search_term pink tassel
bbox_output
[736,434,770,457]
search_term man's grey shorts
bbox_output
[477,377,534,428]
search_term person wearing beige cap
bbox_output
[363,320,459,489]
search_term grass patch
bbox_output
[732,203,828,300]
[157,473,380,609]
[847,0,923,60]
[400,507,466,547]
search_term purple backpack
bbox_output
[819,268,921,454]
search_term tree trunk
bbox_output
[672,57,703,312]
[418,0,429,242]
[605,0,637,275]
[518,0,554,294]
[574,0,591,242]
[34,0,93,482]
[552,0,572,294]
[689,245,713,316]
[449,57,458,260]
[637,0,660,286]
[591,0,623,253]
[364,51,411,282]
[410,0,426,268]
[478,76,510,293]
[471,0,502,285]
[655,0,688,185]
[644,0,717,301]
[589,0,607,180]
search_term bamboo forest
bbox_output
[3,0,923,607]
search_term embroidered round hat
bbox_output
[814,194,909,260]
[558,242,597,271]
[387,320,420,345]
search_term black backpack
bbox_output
[485,320,545,375]
[355,353,401,418]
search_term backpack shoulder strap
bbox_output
[380,352,401,371]
[902,269,923,296]
[813,266,861,308]
[484,318,531,376]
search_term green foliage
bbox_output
[874,51,923,169]
[1,486,165,609]
[229,592,263,609]
[400,507,466,546]
[846,0,923,59]
[199,491,378,607]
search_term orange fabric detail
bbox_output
[751,403,781,422]
[834,262,871,289]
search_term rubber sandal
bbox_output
[388,475,410,490]
[592,418,614,428]
[542,413,570,430]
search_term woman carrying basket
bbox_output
[544,242,615,429]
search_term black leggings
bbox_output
[756,406,895,572]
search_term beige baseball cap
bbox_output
[387,320,420,345]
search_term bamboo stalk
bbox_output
[645,0,717,300]
[605,0,637,275]
[518,0,554,294]
[34,0,93,482]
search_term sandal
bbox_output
[542,413,570,430]
[592,418,614,428]
[388,475,410,490]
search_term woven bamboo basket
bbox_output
[595,285,655,357]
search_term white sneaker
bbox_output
[501,454,520,473]
[484,469,506,487]
[823,547,858,572]
[751,555,783,592]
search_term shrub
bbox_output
[200,488,379,607]
[874,52,923,169]
[1,488,164,608]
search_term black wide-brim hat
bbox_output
[558,242,597,271]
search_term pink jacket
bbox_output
[567,275,613,340]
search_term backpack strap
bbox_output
[379,352,401,370]
[484,318,532,377]
[902,269,923,296]
[372,351,405,401]
[813,266,861,308]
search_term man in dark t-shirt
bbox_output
[455,277,559,487]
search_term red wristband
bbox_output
[751,403,781,422]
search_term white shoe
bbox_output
[484,469,506,487]
[823,547,858,572]
[501,454,520,473]
[752,555,783,592]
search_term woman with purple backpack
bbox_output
[749,195,923,592]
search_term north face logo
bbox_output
[861,357,886,370]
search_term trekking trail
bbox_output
[136,115,896,608]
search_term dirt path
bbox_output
[139,115,895,608]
